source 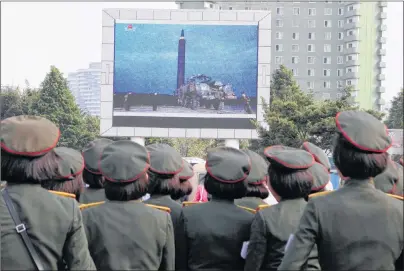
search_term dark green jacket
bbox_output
[279,180,404,270]
[244,198,320,271]
[82,201,175,270]
[0,183,95,270]
[235,197,267,211]
[178,198,254,271]
[79,188,106,204]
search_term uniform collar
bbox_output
[149,194,172,200]
[343,178,375,189]
[210,198,234,203]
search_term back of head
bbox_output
[204,146,251,200]
[332,111,392,180]
[308,162,330,194]
[242,149,269,199]
[374,158,402,196]
[264,146,314,200]
[171,159,194,200]
[301,142,331,172]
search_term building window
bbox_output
[308,8,316,16]
[292,44,299,52]
[338,7,344,15]
[322,92,331,99]
[325,32,332,40]
[323,56,331,64]
[347,42,354,48]
[292,68,299,76]
[229,7,233,10]
[308,32,315,40]
[346,80,352,86]
[307,81,314,89]
[307,56,315,64]
[276,32,284,39]
[347,18,353,24]
[324,20,332,28]
[308,20,316,28]
[323,69,331,76]
[293,7,300,15]
[245,7,251,10]
[276,7,284,15]
[292,56,299,64]
[324,8,332,15]
[337,82,344,89]
[324,81,331,88]
[275,56,283,64]
[346,67,353,73]
[337,45,343,52]
[338,32,344,40]
[346,55,354,61]
[308,68,315,76]
[292,32,299,40]
[292,19,299,27]
[324,44,332,52]
[276,19,283,27]
[308,44,315,52]
[348,5,354,11]
[337,69,343,76]
[275,44,283,52]
[338,20,344,28]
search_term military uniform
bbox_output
[301,141,331,171]
[279,111,404,270]
[245,148,320,271]
[178,147,254,271]
[82,140,175,270]
[80,138,113,204]
[235,149,269,212]
[0,115,95,270]
[374,158,404,196]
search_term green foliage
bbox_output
[385,89,403,129]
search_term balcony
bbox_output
[345,59,359,66]
[344,22,359,30]
[345,33,359,42]
[379,1,387,7]
[344,71,359,79]
[377,98,385,105]
[378,37,386,44]
[345,9,360,17]
[379,24,387,31]
[377,74,385,81]
[344,47,359,55]
[378,61,386,68]
[378,49,386,56]
[379,12,387,19]
[376,86,385,93]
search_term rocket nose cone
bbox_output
[181,29,184,37]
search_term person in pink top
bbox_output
[193,173,209,202]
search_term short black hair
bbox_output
[104,173,149,201]
[147,171,181,196]
[171,180,193,200]
[245,183,269,199]
[333,133,389,179]
[1,151,61,184]
[82,169,104,189]
[41,174,84,202]
[268,165,313,200]
[204,173,248,200]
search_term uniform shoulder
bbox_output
[256,204,272,212]
[387,194,404,201]
[308,190,334,199]
[236,205,257,214]
[144,203,171,213]
[48,190,76,199]
[79,201,105,211]
[182,201,202,208]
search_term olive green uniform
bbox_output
[235,197,267,210]
[80,188,106,204]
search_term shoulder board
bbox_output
[145,204,171,213]
[308,190,333,199]
[256,204,271,212]
[182,201,200,207]
[387,194,404,201]
[79,201,105,210]
[237,205,256,214]
[49,190,76,199]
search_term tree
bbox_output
[0,87,25,119]
[385,89,403,129]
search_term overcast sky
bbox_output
[1,2,402,103]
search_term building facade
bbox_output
[67,62,101,116]
[176,1,387,111]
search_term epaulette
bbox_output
[145,204,171,213]
[237,205,256,214]
[48,190,76,199]
[182,201,200,207]
[308,190,333,199]
[256,204,271,212]
[79,201,105,210]
[387,194,404,201]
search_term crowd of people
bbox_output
[0,110,403,270]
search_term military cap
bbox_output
[335,111,392,153]
[1,115,60,157]
[206,147,251,183]
[374,159,401,194]
[308,162,330,192]
[264,147,314,170]
[179,159,194,181]
[146,143,183,175]
[53,147,85,180]
[82,138,113,174]
[242,149,268,185]
[301,142,331,171]
[99,140,150,183]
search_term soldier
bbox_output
[244,147,319,271]
[0,115,95,270]
[373,158,403,197]
[307,162,331,197]
[171,159,194,202]
[80,138,113,204]
[41,147,85,202]
[279,111,404,270]
[177,146,254,271]
[82,140,175,270]
[235,149,269,213]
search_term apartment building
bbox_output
[67,62,101,116]
[176,1,387,110]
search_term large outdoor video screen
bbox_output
[112,22,258,129]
